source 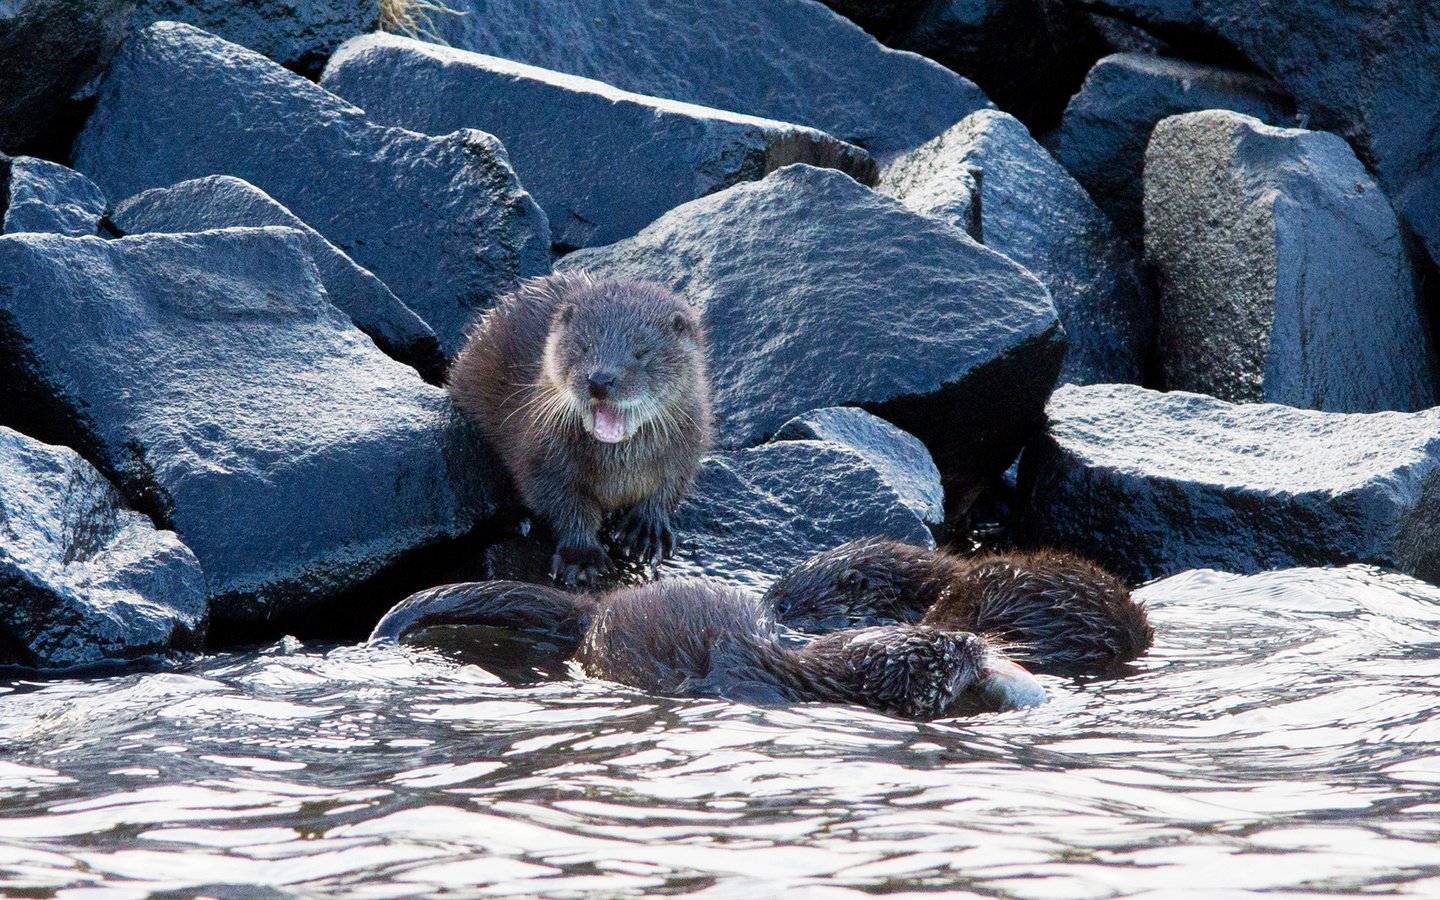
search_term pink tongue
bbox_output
[593,405,626,443]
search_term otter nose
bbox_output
[588,371,617,399]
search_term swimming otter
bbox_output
[764,538,1152,673]
[368,578,1047,720]
[448,272,712,585]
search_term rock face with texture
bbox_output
[1,156,107,236]
[73,22,551,357]
[321,33,877,251]
[0,0,136,153]
[1020,384,1440,585]
[128,0,380,73]
[0,228,496,625]
[773,407,944,528]
[882,110,1149,385]
[111,175,444,380]
[426,0,992,158]
[0,426,206,669]
[1046,53,1294,239]
[561,164,1065,508]
[1145,110,1436,413]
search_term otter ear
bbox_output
[670,311,689,334]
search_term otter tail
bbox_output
[368,581,591,647]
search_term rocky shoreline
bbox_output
[1,0,1437,670]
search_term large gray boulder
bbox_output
[321,33,877,252]
[0,0,136,153]
[1,156,107,237]
[561,164,1065,508]
[0,426,206,670]
[72,21,551,357]
[882,110,1150,385]
[1145,110,1436,413]
[0,228,496,626]
[128,0,380,73]
[1053,0,1440,267]
[1045,53,1294,239]
[112,175,444,381]
[1019,383,1440,585]
[423,0,992,159]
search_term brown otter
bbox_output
[368,578,1047,720]
[764,538,1152,674]
[448,272,712,585]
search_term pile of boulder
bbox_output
[1,0,1436,669]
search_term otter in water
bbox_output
[368,578,1047,720]
[448,272,712,585]
[764,538,1152,674]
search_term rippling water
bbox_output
[4,565,1440,897]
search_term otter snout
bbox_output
[588,371,617,400]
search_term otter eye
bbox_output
[577,342,592,353]
[633,348,649,361]
[670,312,688,334]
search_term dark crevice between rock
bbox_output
[1066,1,1265,75]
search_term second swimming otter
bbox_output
[448,272,712,585]
[368,578,1046,720]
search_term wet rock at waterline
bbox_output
[1,156,107,237]
[0,228,496,626]
[562,164,1065,509]
[1020,384,1440,585]
[881,110,1149,385]
[72,21,551,357]
[0,426,206,669]
[773,407,944,528]
[1145,110,1436,413]
[321,33,877,252]
[127,0,381,74]
[484,438,936,594]
[1045,53,1293,241]
[424,0,992,158]
[111,175,444,381]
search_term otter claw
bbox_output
[551,545,614,587]
[617,510,673,567]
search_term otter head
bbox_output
[541,276,706,444]
[765,538,952,633]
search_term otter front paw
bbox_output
[550,543,614,587]
[616,507,675,567]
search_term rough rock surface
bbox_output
[72,21,551,357]
[561,164,1064,507]
[111,175,444,380]
[483,438,936,595]
[1145,110,1436,413]
[425,0,992,158]
[1046,53,1294,239]
[0,228,496,625]
[773,407,945,528]
[1,156,107,237]
[0,0,136,153]
[321,33,877,251]
[882,110,1149,385]
[1019,384,1440,585]
[1055,0,1440,267]
[128,0,380,74]
[0,426,207,670]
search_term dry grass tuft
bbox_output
[379,0,466,43]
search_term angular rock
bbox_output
[73,21,551,357]
[773,407,944,528]
[129,0,380,74]
[112,175,444,381]
[1145,110,1436,413]
[1046,53,1294,239]
[1,156,107,237]
[0,228,497,625]
[561,164,1065,508]
[425,0,992,159]
[321,33,878,252]
[882,110,1150,385]
[816,0,931,37]
[0,0,136,153]
[1019,383,1440,585]
[0,426,206,670]
[483,438,935,595]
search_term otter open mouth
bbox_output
[592,404,627,443]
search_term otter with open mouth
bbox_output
[448,272,712,585]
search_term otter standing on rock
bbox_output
[448,272,712,585]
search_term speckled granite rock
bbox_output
[1,156,106,236]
